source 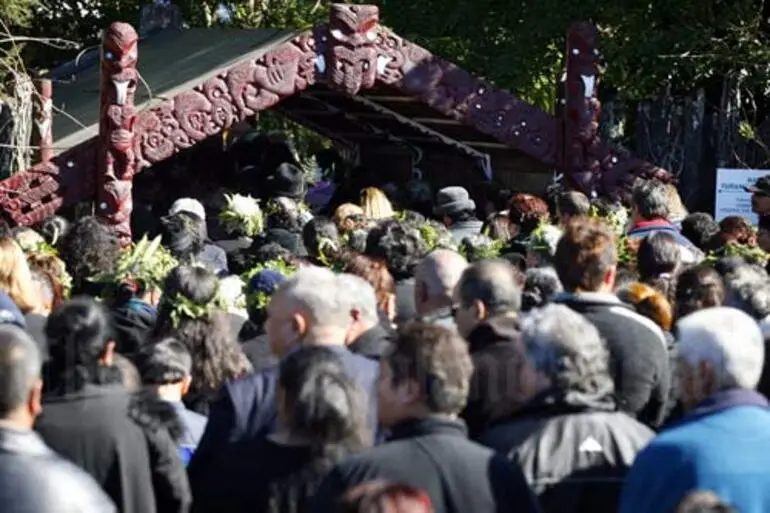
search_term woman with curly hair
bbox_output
[59,216,121,297]
[364,220,427,324]
[339,251,397,324]
[505,193,550,257]
[154,264,251,414]
[0,237,45,314]
[26,252,68,309]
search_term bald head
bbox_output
[415,250,468,314]
[456,259,522,315]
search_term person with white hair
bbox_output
[337,273,392,360]
[620,307,770,513]
[480,304,654,513]
[414,249,468,331]
[188,267,379,493]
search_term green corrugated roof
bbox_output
[52,27,299,153]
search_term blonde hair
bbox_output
[360,187,394,221]
[665,183,688,222]
[0,237,43,313]
[334,203,366,232]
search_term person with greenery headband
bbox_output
[153,264,251,415]
[90,237,178,359]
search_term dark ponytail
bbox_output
[268,346,370,513]
[279,346,368,456]
[44,297,118,394]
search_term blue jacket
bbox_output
[620,389,770,513]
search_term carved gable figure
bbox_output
[327,4,380,94]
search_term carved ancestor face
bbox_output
[101,22,139,106]
[567,22,600,100]
[327,4,380,94]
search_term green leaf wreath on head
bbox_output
[418,220,456,252]
[526,222,563,258]
[458,234,505,262]
[241,258,298,313]
[705,241,770,267]
[218,193,264,238]
[90,236,179,299]
[164,292,223,329]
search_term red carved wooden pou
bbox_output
[33,79,53,164]
[563,22,601,195]
[97,22,139,246]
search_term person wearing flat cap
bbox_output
[745,174,770,252]
[434,186,483,245]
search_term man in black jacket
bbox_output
[552,217,671,428]
[312,322,541,513]
[480,304,654,513]
[453,259,530,438]
[0,325,115,512]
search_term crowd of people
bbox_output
[0,136,769,513]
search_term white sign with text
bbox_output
[715,168,769,224]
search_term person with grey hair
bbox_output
[0,325,116,512]
[620,307,770,513]
[338,273,392,360]
[414,249,468,330]
[723,264,770,320]
[627,180,703,264]
[313,322,541,513]
[481,304,654,513]
[188,267,379,490]
[451,258,528,437]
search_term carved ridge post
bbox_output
[326,4,381,95]
[98,22,139,246]
[33,79,53,164]
[563,22,601,195]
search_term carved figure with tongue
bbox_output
[563,22,602,196]
[98,22,139,246]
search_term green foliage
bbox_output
[90,235,178,293]
[706,241,770,267]
[164,292,221,328]
[458,234,504,262]
[0,0,40,27]
[218,193,264,237]
[589,204,636,267]
[376,0,770,107]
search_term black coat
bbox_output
[192,436,335,513]
[35,385,191,513]
[479,389,654,513]
[312,417,541,513]
[552,292,671,428]
[462,316,528,438]
[188,345,379,496]
[0,427,116,512]
[349,323,392,360]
